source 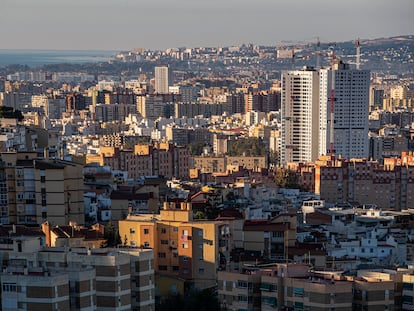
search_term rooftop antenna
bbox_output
[356,38,361,70]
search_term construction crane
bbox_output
[356,38,361,70]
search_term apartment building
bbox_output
[119,202,231,295]
[1,272,71,311]
[297,153,414,209]
[319,61,370,159]
[154,66,170,94]
[120,248,155,311]
[281,67,320,164]
[281,62,370,165]
[0,152,84,225]
[218,263,405,311]
[0,235,155,311]
[192,154,267,174]
[86,143,190,179]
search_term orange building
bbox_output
[119,202,231,294]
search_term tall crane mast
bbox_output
[356,38,361,70]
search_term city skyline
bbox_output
[0,0,412,51]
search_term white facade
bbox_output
[319,62,370,159]
[154,66,169,94]
[281,63,370,165]
[281,68,320,164]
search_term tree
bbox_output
[187,141,205,156]
[268,150,280,167]
[156,288,220,311]
[0,106,24,121]
[227,137,266,156]
[103,220,121,247]
[274,168,300,188]
[193,211,206,219]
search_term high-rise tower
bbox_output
[319,61,370,159]
[281,67,320,164]
[281,62,370,165]
[154,65,170,94]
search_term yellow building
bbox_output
[119,202,231,294]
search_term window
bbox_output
[238,295,248,302]
[158,252,166,258]
[183,256,189,261]
[199,268,204,274]
[158,265,167,271]
[161,228,167,234]
[144,242,150,247]
[144,229,149,234]
[182,230,188,235]
[161,240,168,245]
[183,268,189,274]
[403,282,414,291]
[172,266,179,272]
[272,231,283,238]
[173,227,178,232]
[2,283,17,292]
[130,228,135,234]
[182,243,188,249]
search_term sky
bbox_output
[0,0,413,51]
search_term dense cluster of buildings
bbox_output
[1,38,414,310]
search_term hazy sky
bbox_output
[0,0,412,50]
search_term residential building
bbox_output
[154,66,170,94]
[281,62,370,164]
[319,61,370,159]
[192,155,267,174]
[119,202,231,296]
[0,152,84,225]
[1,272,71,311]
[281,67,320,164]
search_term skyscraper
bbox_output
[281,62,370,165]
[319,61,370,159]
[281,67,320,164]
[154,66,170,94]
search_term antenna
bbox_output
[356,38,361,70]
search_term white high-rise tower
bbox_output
[281,67,320,164]
[319,61,370,159]
[154,66,170,94]
[281,62,370,165]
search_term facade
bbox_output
[1,272,71,311]
[281,62,370,165]
[218,264,403,311]
[0,239,155,311]
[192,155,267,174]
[296,152,414,209]
[119,249,155,311]
[154,66,169,94]
[281,67,320,164]
[0,152,84,225]
[119,202,231,295]
[319,61,370,159]
[86,143,190,179]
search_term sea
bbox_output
[0,49,117,68]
